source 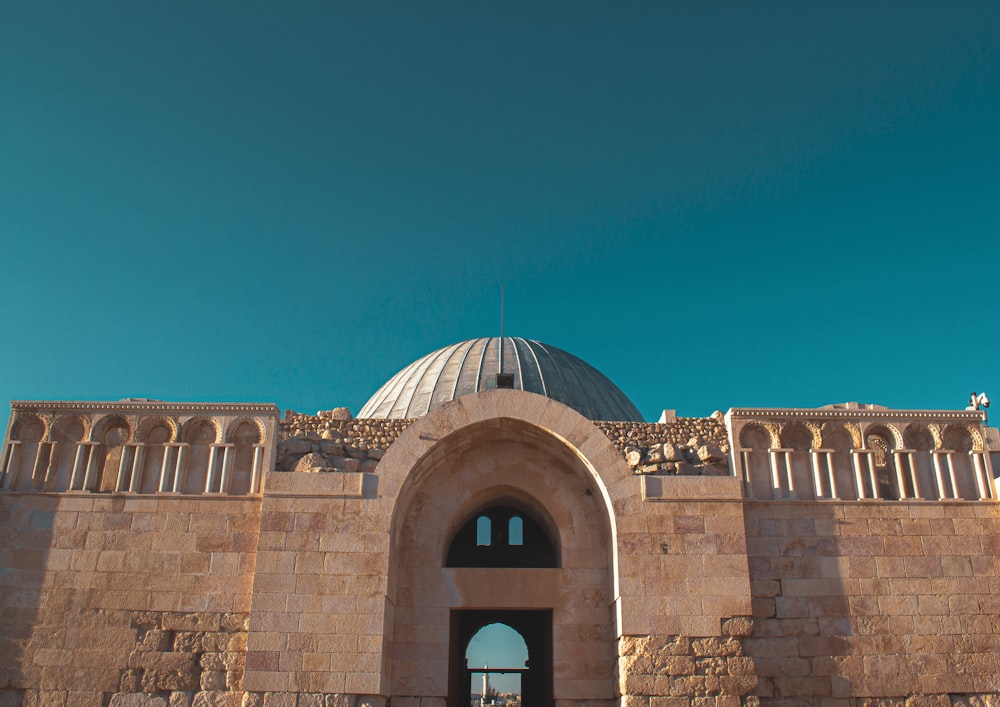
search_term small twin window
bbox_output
[476,514,524,546]
[447,505,557,568]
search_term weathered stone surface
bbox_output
[163,614,221,633]
[120,670,142,693]
[721,618,753,638]
[109,696,168,707]
[293,453,327,472]
[191,693,242,707]
[318,441,343,456]
[199,673,226,692]
[696,445,725,462]
[168,693,194,707]
[282,437,314,455]
[174,633,204,653]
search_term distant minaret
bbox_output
[482,666,490,704]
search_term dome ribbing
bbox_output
[358,337,643,421]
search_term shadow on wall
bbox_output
[0,494,56,702]
[743,498,1000,701]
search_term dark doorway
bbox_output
[449,609,553,707]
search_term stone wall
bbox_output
[243,472,387,699]
[744,500,1000,704]
[618,622,758,707]
[0,494,260,707]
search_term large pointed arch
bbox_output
[371,389,632,705]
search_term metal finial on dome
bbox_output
[357,338,644,421]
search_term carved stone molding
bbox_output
[928,424,943,451]
[11,400,279,415]
[967,424,985,452]
[226,416,267,444]
[805,422,823,450]
[843,422,862,449]
[763,422,781,449]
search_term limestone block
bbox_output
[201,634,232,653]
[119,671,142,693]
[138,630,174,652]
[200,654,226,672]
[283,438,314,455]
[109,696,168,707]
[294,454,327,472]
[66,694,104,707]
[191,694,243,707]
[169,693,194,707]
[261,695,296,707]
[142,662,201,692]
[722,616,753,638]
[319,442,344,456]
[645,445,665,464]
[200,672,227,691]
[164,613,222,633]
[345,446,367,460]
[691,638,743,656]
[332,458,360,473]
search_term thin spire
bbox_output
[499,283,505,374]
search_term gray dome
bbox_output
[358,337,644,422]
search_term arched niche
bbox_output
[180,417,219,494]
[7,413,47,491]
[47,416,87,492]
[136,418,176,493]
[227,419,264,495]
[942,425,977,499]
[780,423,815,499]
[865,426,899,500]
[821,427,855,500]
[738,423,773,499]
[90,415,132,492]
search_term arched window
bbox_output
[447,505,557,568]
[508,516,523,546]
[477,516,492,546]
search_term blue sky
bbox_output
[2,2,999,424]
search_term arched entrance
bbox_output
[381,402,624,707]
[450,611,552,707]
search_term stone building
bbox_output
[1,337,998,707]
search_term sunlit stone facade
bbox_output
[1,341,998,707]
